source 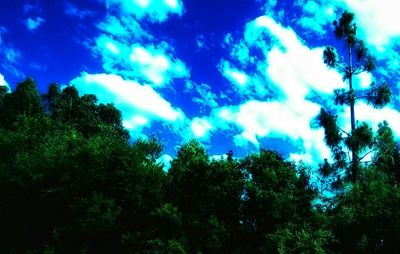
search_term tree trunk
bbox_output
[349,45,358,183]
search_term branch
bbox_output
[357,148,377,163]
[337,126,350,136]
[371,147,391,165]
[334,62,348,73]
[353,69,364,75]
[352,64,361,74]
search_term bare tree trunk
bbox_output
[349,44,358,183]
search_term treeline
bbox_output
[1,79,400,253]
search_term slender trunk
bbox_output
[349,44,357,183]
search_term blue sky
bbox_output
[1,0,400,167]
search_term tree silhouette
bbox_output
[320,11,391,183]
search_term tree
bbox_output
[0,78,44,128]
[320,11,391,183]
[0,79,165,253]
[330,167,400,253]
[238,151,332,253]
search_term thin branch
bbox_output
[371,147,391,165]
[337,126,350,136]
[352,64,361,74]
[357,148,377,163]
[347,150,352,163]
[334,62,348,73]
[353,69,364,75]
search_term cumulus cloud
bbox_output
[191,117,213,139]
[129,44,188,86]
[70,72,185,132]
[219,60,270,100]
[206,15,351,164]
[102,0,184,23]
[227,14,400,164]
[337,101,400,138]
[92,2,189,88]
[25,17,45,31]
[93,0,190,88]
[294,0,400,66]
[0,73,9,90]
[220,61,248,88]
[342,0,400,51]
[94,36,189,87]
[294,0,338,36]
[212,100,331,164]
[244,16,347,99]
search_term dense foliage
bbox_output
[0,79,329,253]
[1,77,399,253]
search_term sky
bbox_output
[1,0,400,168]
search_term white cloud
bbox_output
[337,101,400,138]
[94,0,189,93]
[94,36,189,87]
[157,154,173,171]
[342,0,400,51]
[221,61,248,87]
[227,39,255,66]
[208,15,351,164]
[245,16,346,99]
[212,100,331,164]
[70,72,185,131]
[354,72,373,89]
[294,0,339,36]
[97,15,151,40]
[191,117,213,139]
[219,60,270,99]
[0,73,9,90]
[129,44,188,86]
[25,17,45,31]
[186,81,218,110]
[210,154,228,161]
[102,0,184,23]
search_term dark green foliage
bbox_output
[0,80,327,253]
[345,122,373,152]
[318,108,341,148]
[237,151,334,253]
[334,88,352,106]
[323,46,337,68]
[2,77,400,253]
[0,78,44,128]
[333,11,356,45]
[330,169,400,253]
[366,82,391,108]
